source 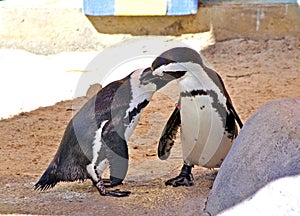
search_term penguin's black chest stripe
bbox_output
[180,89,228,128]
[180,89,208,98]
[206,90,227,127]
[126,99,150,123]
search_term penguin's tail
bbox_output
[34,160,59,191]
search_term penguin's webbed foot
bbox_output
[101,188,131,197]
[94,180,131,197]
[165,173,194,187]
[165,164,194,187]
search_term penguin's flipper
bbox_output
[158,106,181,160]
[226,100,243,129]
[102,120,129,187]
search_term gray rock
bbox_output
[205,98,300,215]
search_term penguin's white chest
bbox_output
[124,112,142,141]
[178,73,232,168]
[123,71,156,142]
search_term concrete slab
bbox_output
[211,3,300,40]
[86,2,300,39]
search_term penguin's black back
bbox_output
[35,75,133,190]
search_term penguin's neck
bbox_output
[176,62,227,105]
[129,70,157,110]
[123,69,157,141]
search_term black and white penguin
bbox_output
[34,67,181,197]
[151,47,243,187]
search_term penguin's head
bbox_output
[139,67,179,90]
[151,47,204,81]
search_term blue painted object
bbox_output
[83,0,198,16]
[84,0,115,16]
[167,0,198,15]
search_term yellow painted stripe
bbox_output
[67,69,89,73]
[114,0,167,16]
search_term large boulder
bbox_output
[205,98,300,215]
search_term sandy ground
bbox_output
[0,37,299,215]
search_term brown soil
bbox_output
[1,37,299,215]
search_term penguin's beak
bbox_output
[151,65,187,82]
[151,57,187,79]
[139,67,181,90]
[150,56,187,89]
[153,70,187,90]
[139,67,170,89]
[163,71,187,79]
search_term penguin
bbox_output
[151,47,243,187]
[34,67,182,197]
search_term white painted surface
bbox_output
[0,50,99,119]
